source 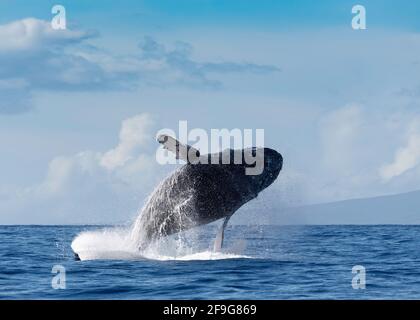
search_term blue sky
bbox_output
[1,0,420,31]
[1,1,420,224]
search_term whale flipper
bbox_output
[213,215,231,252]
[157,134,200,164]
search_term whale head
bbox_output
[211,147,282,198]
[244,147,283,191]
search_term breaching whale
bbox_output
[131,135,283,251]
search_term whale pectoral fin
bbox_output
[157,134,200,164]
[213,216,231,252]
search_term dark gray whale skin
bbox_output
[133,147,283,248]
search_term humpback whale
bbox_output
[131,135,283,251]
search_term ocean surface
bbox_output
[1,224,420,299]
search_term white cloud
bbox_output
[0,113,162,224]
[2,25,420,223]
[0,18,105,114]
[380,120,420,181]
[0,18,279,114]
[37,151,102,196]
[308,104,420,202]
[39,114,157,195]
[100,114,154,170]
[0,18,93,53]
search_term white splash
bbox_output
[71,227,139,261]
[71,226,249,261]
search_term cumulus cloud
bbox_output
[305,103,419,202]
[0,113,161,224]
[0,18,280,115]
[380,120,420,181]
[0,18,93,53]
[100,114,154,170]
[40,113,156,194]
[37,151,102,197]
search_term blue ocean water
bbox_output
[1,224,420,299]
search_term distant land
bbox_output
[273,190,420,225]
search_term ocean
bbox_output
[1,224,420,299]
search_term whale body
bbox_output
[131,135,283,251]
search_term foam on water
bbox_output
[71,227,250,261]
[145,251,250,261]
